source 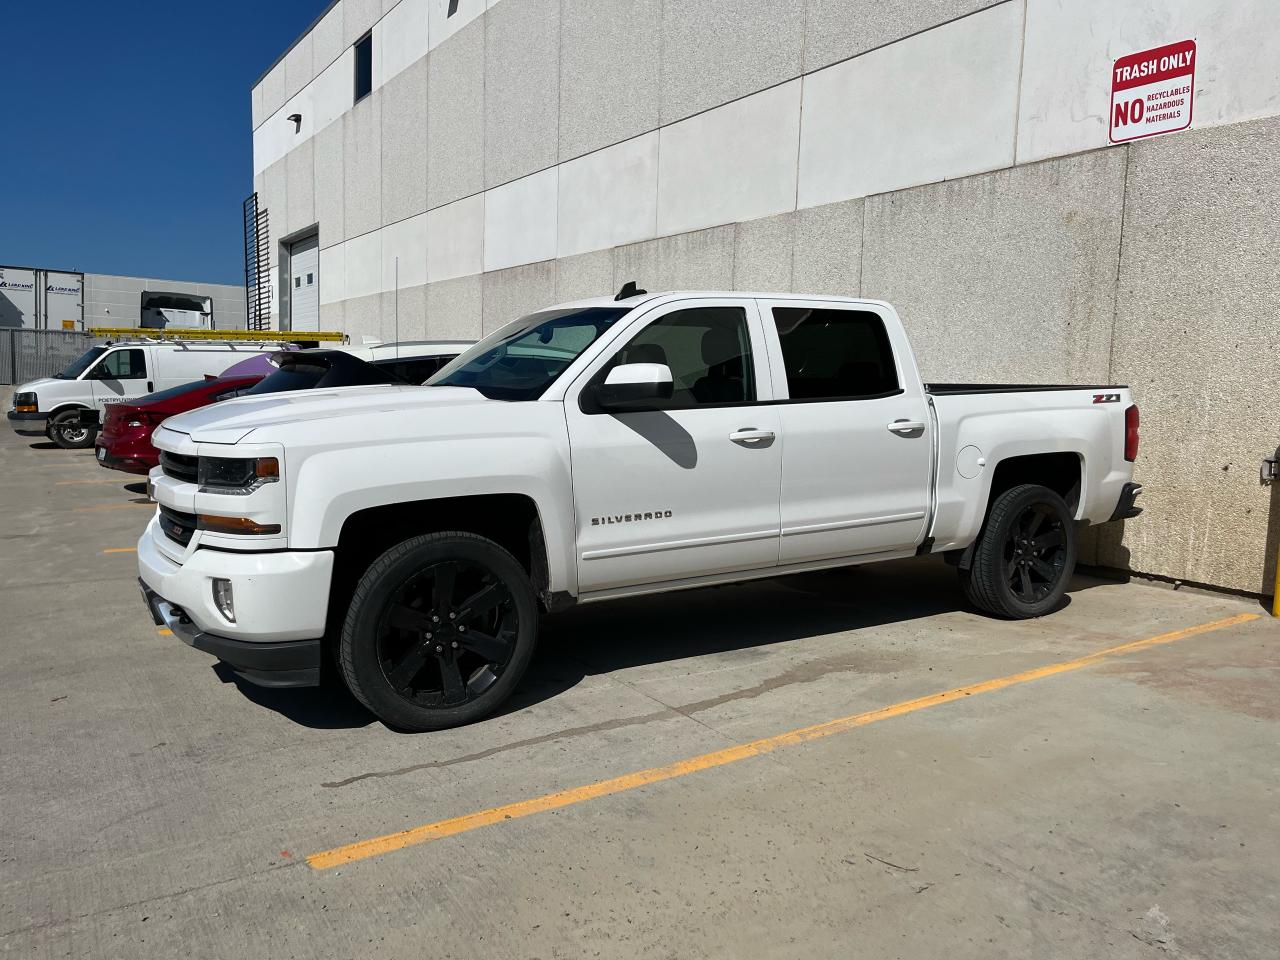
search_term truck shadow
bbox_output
[223,555,1098,731]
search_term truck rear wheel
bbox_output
[50,410,95,449]
[961,483,1076,619]
[339,531,539,731]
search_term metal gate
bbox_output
[0,329,95,385]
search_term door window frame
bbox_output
[562,296,777,414]
[754,298,920,404]
[87,347,147,381]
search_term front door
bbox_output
[88,347,151,411]
[565,300,782,594]
[757,300,933,564]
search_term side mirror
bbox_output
[593,362,674,412]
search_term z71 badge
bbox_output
[1092,393,1120,404]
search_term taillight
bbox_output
[1124,404,1139,462]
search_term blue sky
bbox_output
[1,0,328,285]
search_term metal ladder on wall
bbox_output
[242,193,272,332]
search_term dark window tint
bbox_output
[374,356,450,385]
[354,34,373,102]
[771,307,899,400]
[246,363,328,395]
[612,306,754,407]
[429,307,629,401]
[95,348,146,380]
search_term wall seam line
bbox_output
[1107,143,1132,382]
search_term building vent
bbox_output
[243,192,272,331]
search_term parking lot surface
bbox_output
[2,425,1278,959]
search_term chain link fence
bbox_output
[0,329,95,385]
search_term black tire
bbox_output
[339,531,539,731]
[961,483,1077,619]
[50,410,96,449]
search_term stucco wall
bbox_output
[251,0,1280,595]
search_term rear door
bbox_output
[758,300,932,564]
[563,298,783,593]
[88,347,151,411]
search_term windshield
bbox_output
[57,346,107,380]
[426,307,630,400]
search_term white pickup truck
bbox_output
[137,289,1141,731]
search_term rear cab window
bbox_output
[770,306,899,401]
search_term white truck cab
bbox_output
[138,289,1141,731]
[7,339,289,448]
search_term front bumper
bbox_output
[141,580,321,687]
[7,409,48,436]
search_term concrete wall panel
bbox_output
[262,65,288,119]
[381,212,430,291]
[426,194,485,283]
[260,160,289,257]
[484,0,560,188]
[311,50,354,134]
[284,33,314,100]
[285,138,316,238]
[319,244,347,305]
[557,132,659,259]
[343,92,382,240]
[481,262,558,334]
[732,213,795,292]
[344,0,381,47]
[320,299,346,335]
[314,121,345,248]
[380,58,429,226]
[377,0,430,86]
[792,197,863,296]
[251,85,264,131]
[660,0,806,124]
[657,80,801,237]
[381,284,427,341]
[559,0,661,160]
[483,169,558,272]
[344,229,383,301]
[1107,117,1280,593]
[427,21,485,208]
[428,0,486,50]
[861,147,1126,384]
[1018,0,1280,165]
[311,2,345,75]
[614,225,736,292]
[797,1,1022,209]
[425,274,483,340]
[344,292,382,341]
[555,250,614,302]
[802,0,997,73]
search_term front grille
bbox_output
[159,451,199,484]
[158,505,197,547]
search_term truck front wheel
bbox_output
[49,410,95,449]
[960,483,1077,619]
[339,532,540,731]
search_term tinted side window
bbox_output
[97,349,146,379]
[354,34,373,103]
[613,306,755,408]
[374,356,448,385]
[771,308,899,400]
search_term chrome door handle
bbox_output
[730,428,775,446]
[887,420,926,434]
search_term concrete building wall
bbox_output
[250,0,1280,596]
[82,275,246,330]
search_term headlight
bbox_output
[197,456,279,494]
[13,391,36,412]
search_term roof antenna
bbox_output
[614,280,647,301]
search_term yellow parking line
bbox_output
[73,502,153,513]
[156,628,172,636]
[56,479,134,485]
[102,547,137,554]
[307,611,1260,871]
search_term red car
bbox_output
[94,375,263,475]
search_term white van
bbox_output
[7,339,289,448]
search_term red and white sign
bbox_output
[1110,39,1196,143]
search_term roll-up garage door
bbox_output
[288,235,319,332]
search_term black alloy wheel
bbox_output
[1004,502,1068,604]
[339,532,539,731]
[377,558,518,707]
[961,483,1077,619]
